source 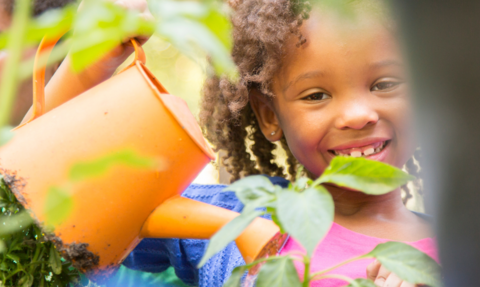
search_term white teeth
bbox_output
[331,141,388,157]
[363,148,374,156]
[351,151,362,157]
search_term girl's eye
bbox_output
[303,92,330,101]
[371,81,401,91]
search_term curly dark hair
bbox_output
[200,0,311,182]
[199,0,423,205]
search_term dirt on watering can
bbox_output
[1,168,104,280]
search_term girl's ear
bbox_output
[249,88,283,142]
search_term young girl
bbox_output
[28,0,438,286]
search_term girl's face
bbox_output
[252,9,415,177]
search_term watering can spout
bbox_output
[140,196,283,264]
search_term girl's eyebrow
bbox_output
[370,60,403,70]
[283,70,325,93]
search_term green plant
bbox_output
[199,157,441,287]
[0,175,87,287]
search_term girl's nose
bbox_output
[334,98,379,130]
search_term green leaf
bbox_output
[223,265,248,287]
[49,245,62,275]
[6,253,20,262]
[44,186,74,226]
[316,157,414,195]
[266,207,286,234]
[0,5,76,50]
[346,278,377,287]
[18,273,34,287]
[293,177,310,191]
[152,0,236,77]
[364,242,441,286]
[69,0,155,72]
[0,211,33,236]
[68,149,157,182]
[198,208,263,268]
[224,175,275,205]
[256,256,302,287]
[277,186,334,256]
[224,175,275,194]
[0,240,5,253]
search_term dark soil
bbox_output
[0,168,112,284]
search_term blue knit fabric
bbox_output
[122,176,290,287]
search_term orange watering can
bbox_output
[0,36,285,282]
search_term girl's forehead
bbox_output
[276,7,401,84]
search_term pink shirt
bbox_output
[279,222,438,287]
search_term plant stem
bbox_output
[309,255,365,278]
[303,255,310,287]
[0,0,31,138]
[310,175,325,188]
[310,273,356,284]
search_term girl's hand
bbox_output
[367,260,420,287]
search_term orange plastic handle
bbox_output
[16,36,146,129]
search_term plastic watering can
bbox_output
[0,36,285,282]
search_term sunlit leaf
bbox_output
[293,177,310,191]
[68,149,157,182]
[151,0,236,77]
[44,186,73,226]
[223,265,248,287]
[316,157,414,195]
[198,208,263,268]
[0,211,33,236]
[346,278,377,287]
[364,242,441,286]
[277,186,334,256]
[224,175,275,205]
[198,4,232,51]
[256,256,302,287]
[69,0,155,71]
[0,5,76,50]
[49,245,62,275]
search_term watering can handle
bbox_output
[17,36,146,129]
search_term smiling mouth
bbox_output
[328,140,390,157]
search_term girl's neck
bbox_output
[325,184,433,241]
[325,184,407,220]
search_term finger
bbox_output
[374,265,391,287]
[399,281,416,287]
[114,0,149,13]
[141,9,155,23]
[383,272,403,287]
[367,260,382,281]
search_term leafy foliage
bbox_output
[198,156,440,287]
[0,175,84,287]
[363,242,441,286]
[256,256,301,287]
[313,156,415,195]
[150,0,236,77]
[276,186,333,256]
